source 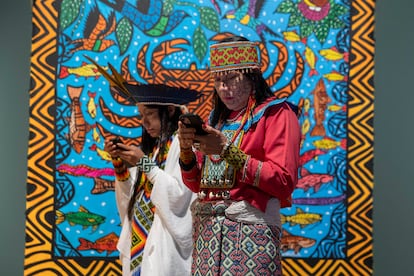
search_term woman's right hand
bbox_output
[104,137,121,158]
[116,144,145,166]
[194,125,227,155]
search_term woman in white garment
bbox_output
[104,83,199,276]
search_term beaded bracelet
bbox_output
[111,157,130,181]
[180,147,195,164]
[220,143,248,170]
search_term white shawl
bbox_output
[115,135,195,276]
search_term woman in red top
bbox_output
[178,35,301,275]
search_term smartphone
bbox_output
[179,113,208,135]
[111,136,122,149]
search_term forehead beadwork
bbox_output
[209,41,261,76]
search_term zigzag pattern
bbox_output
[24,0,375,275]
[282,0,375,275]
[24,1,122,274]
[346,0,375,275]
[24,0,58,270]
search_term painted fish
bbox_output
[323,70,348,82]
[92,127,101,143]
[299,148,327,166]
[87,91,97,119]
[89,144,112,161]
[327,104,344,112]
[59,62,107,79]
[77,232,119,255]
[297,167,334,193]
[301,118,311,136]
[283,31,301,42]
[281,230,316,254]
[304,46,318,76]
[281,207,322,228]
[310,78,331,136]
[91,177,115,194]
[57,164,115,178]
[67,85,92,154]
[56,205,105,232]
[312,137,346,150]
[319,46,349,62]
[303,98,311,115]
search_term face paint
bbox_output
[214,71,252,111]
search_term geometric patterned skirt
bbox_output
[191,200,282,276]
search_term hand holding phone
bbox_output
[111,136,122,149]
[179,113,208,135]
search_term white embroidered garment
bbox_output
[115,136,195,275]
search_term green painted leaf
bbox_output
[333,4,349,16]
[60,0,82,30]
[315,24,329,43]
[301,23,314,38]
[331,17,346,29]
[276,1,296,13]
[116,18,133,55]
[289,13,302,26]
[200,7,220,32]
[163,0,174,15]
[193,27,208,62]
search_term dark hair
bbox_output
[127,104,182,219]
[210,35,274,127]
[140,104,182,154]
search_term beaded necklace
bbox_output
[209,95,255,163]
[226,107,247,123]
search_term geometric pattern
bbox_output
[192,201,282,275]
[130,191,154,271]
[24,0,374,275]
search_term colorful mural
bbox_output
[24,0,374,275]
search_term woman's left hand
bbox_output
[195,125,227,155]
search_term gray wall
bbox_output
[0,0,412,275]
[374,0,414,274]
[0,1,31,275]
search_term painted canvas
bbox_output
[24,0,374,275]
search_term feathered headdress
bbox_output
[84,55,201,106]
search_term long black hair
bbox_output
[127,104,182,219]
[210,35,274,127]
[140,104,182,155]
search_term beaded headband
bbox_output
[209,41,261,76]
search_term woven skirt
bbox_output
[191,200,282,276]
